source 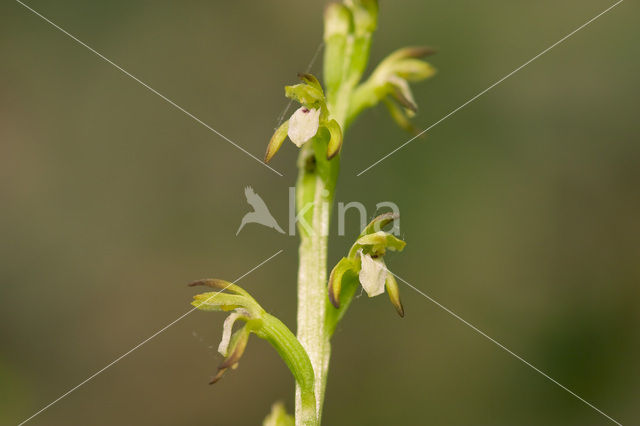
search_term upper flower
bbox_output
[347,46,436,131]
[265,73,343,163]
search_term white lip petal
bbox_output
[358,252,387,297]
[288,107,321,147]
[218,309,249,356]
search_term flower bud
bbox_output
[346,0,378,34]
[263,402,294,426]
[324,4,352,99]
[324,3,352,39]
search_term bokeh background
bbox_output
[2,1,639,425]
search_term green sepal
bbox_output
[354,231,406,255]
[327,257,358,308]
[325,266,361,336]
[388,59,436,82]
[325,119,343,160]
[191,292,255,313]
[382,46,437,63]
[284,84,325,109]
[188,278,252,298]
[265,121,289,163]
[361,212,400,235]
[385,273,404,317]
[298,73,324,95]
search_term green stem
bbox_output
[294,5,374,423]
[294,140,337,425]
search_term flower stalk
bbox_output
[190,1,435,424]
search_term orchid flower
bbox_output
[265,73,343,162]
[328,214,406,317]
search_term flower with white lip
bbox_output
[218,308,250,356]
[264,73,343,163]
[287,107,321,147]
[328,214,406,317]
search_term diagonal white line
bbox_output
[356,0,624,176]
[388,269,623,425]
[17,249,284,426]
[15,0,284,177]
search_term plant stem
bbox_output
[294,10,367,421]
[294,92,352,426]
[295,148,336,425]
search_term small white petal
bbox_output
[358,251,387,297]
[288,107,321,147]
[218,309,249,356]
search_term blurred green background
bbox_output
[1,1,638,425]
